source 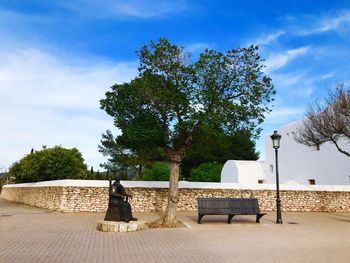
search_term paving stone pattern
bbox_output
[1,198,350,263]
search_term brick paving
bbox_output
[1,198,350,263]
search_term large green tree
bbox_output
[100,38,274,226]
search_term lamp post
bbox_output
[270,130,283,224]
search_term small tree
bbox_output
[9,146,88,183]
[100,38,274,226]
[89,166,95,179]
[295,82,350,156]
[0,167,9,192]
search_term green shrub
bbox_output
[187,162,223,182]
[9,146,88,183]
[142,162,170,181]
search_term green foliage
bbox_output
[99,130,165,180]
[9,146,88,183]
[142,162,170,181]
[188,162,223,182]
[181,130,259,178]
[100,38,274,161]
[96,170,101,180]
[0,171,9,192]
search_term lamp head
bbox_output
[270,130,281,149]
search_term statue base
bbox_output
[97,220,147,233]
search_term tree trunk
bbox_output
[162,152,182,227]
[137,164,143,180]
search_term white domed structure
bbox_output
[221,160,265,184]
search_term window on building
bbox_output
[308,179,316,185]
[270,165,273,173]
[258,179,265,184]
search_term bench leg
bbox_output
[227,214,235,224]
[256,213,266,223]
[198,214,204,224]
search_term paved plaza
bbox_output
[1,198,350,263]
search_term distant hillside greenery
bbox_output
[9,146,88,183]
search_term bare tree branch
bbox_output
[294,82,350,157]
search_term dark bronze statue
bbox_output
[104,178,138,222]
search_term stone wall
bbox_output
[60,187,108,212]
[1,186,62,211]
[2,180,350,213]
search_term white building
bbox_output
[220,160,266,184]
[221,120,350,185]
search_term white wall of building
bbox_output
[221,120,350,185]
[264,121,350,185]
[5,179,350,191]
[221,160,266,184]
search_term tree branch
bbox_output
[330,137,350,157]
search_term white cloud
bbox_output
[272,72,305,87]
[264,107,305,127]
[0,8,43,22]
[318,12,350,32]
[62,0,191,19]
[320,73,334,80]
[185,42,211,53]
[265,46,309,72]
[297,10,350,36]
[0,48,137,170]
[254,31,285,46]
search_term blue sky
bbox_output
[1,0,350,171]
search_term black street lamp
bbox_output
[270,130,283,224]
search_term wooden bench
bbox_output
[197,198,266,224]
